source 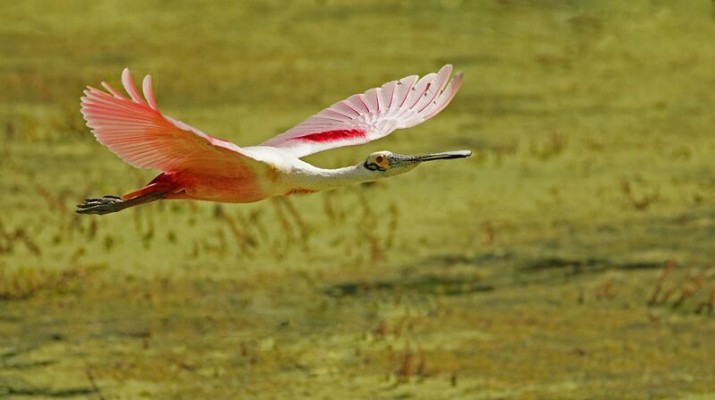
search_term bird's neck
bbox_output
[291,163,378,192]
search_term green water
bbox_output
[1,1,714,398]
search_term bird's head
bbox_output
[363,150,472,177]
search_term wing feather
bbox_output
[404,73,435,109]
[346,94,369,114]
[416,64,452,112]
[121,69,146,105]
[379,80,397,109]
[81,68,263,177]
[364,88,380,112]
[393,75,418,109]
[421,71,464,121]
[142,75,160,110]
[262,65,463,158]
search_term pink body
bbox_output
[126,171,266,203]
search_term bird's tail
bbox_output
[76,173,180,215]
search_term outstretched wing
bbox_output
[81,68,263,177]
[261,64,463,158]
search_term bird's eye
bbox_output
[364,154,389,171]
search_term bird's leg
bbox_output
[76,192,164,215]
[75,195,126,215]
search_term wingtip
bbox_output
[121,67,132,85]
[142,74,153,89]
[142,74,159,110]
[120,67,148,105]
[439,63,462,79]
[437,64,453,77]
[450,71,465,87]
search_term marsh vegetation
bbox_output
[1,1,714,398]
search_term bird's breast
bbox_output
[174,171,268,203]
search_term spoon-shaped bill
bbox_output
[389,150,472,166]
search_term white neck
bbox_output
[288,163,380,192]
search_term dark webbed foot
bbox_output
[76,195,125,215]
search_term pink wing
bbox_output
[261,64,463,158]
[81,69,262,177]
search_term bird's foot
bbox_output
[76,195,125,215]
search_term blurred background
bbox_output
[1,1,714,398]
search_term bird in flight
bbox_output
[76,65,470,215]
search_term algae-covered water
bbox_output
[1,1,714,398]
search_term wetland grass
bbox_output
[1,1,715,398]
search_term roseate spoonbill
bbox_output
[76,65,470,215]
